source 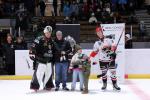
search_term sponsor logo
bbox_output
[102,26,123,31]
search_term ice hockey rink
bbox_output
[0,79,150,100]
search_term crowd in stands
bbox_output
[0,0,146,51]
[0,0,143,37]
[0,0,146,45]
[0,0,145,22]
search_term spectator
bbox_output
[60,0,64,13]
[125,34,132,49]
[118,0,127,14]
[0,4,3,17]
[53,0,57,16]
[24,0,35,16]
[63,1,71,17]
[111,0,118,12]
[63,16,72,24]
[90,1,97,13]
[78,6,88,21]
[48,17,56,32]
[57,0,61,16]
[128,0,135,14]
[70,1,79,17]
[105,3,111,14]
[39,18,48,31]
[127,14,137,24]
[3,2,11,16]
[89,13,98,25]
[38,0,46,16]
[2,34,15,75]
[70,12,78,24]
[48,0,55,16]
[139,21,146,36]
[95,8,102,21]
[15,36,27,50]
[15,13,28,37]
[83,2,90,14]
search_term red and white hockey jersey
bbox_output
[93,38,115,62]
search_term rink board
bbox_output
[0,74,150,80]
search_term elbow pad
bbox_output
[90,51,97,58]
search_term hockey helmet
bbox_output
[96,27,102,33]
[43,26,52,33]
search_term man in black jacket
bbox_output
[54,30,72,91]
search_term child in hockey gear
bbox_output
[29,26,54,91]
[90,27,121,91]
[69,44,84,91]
[78,54,91,94]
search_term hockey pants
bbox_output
[30,62,54,90]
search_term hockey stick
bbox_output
[97,27,125,78]
[115,27,125,52]
[24,56,31,69]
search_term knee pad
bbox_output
[109,69,117,79]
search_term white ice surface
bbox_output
[0,79,150,100]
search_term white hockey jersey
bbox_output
[93,38,115,62]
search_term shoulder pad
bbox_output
[97,41,101,46]
[37,36,44,40]
[34,36,44,44]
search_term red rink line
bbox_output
[126,80,150,100]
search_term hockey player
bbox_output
[69,44,91,94]
[80,53,91,94]
[89,27,121,91]
[69,45,84,91]
[29,26,54,91]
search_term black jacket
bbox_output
[30,36,54,63]
[125,39,132,49]
[53,39,72,62]
[15,42,27,50]
[2,42,15,64]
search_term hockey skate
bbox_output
[113,83,121,91]
[112,80,121,91]
[101,78,107,90]
[101,82,107,90]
